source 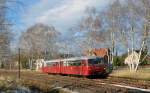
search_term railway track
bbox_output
[18,71,150,92]
[0,70,150,93]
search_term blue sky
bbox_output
[9,0,111,50]
[9,0,39,31]
[9,0,133,55]
[10,0,110,34]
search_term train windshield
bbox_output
[88,57,103,66]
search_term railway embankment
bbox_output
[0,75,75,93]
[0,70,150,93]
[0,76,31,93]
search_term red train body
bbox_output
[41,56,108,76]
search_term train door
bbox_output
[73,60,82,75]
[60,61,63,74]
[58,62,61,74]
[78,60,85,76]
[81,60,87,76]
[78,60,82,75]
[80,61,83,75]
[72,60,82,75]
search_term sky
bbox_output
[11,0,110,33]
[8,0,111,51]
[7,0,147,55]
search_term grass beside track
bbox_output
[110,67,150,80]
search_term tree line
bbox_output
[1,0,150,69]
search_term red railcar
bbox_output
[42,56,108,76]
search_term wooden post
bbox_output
[18,48,21,79]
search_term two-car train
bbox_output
[41,56,110,77]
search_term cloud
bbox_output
[36,0,95,22]
[22,0,110,32]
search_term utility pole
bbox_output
[18,48,21,79]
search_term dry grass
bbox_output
[110,67,150,80]
[0,76,20,91]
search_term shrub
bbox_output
[113,56,125,66]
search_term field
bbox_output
[110,66,150,80]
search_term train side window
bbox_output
[68,62,73,66]
[69,60,81,66]
[88,58,102,66]
[77,60,82,66]
[46,63,52,66]
[46,62,57,66]
[75,60,81,66]
[63,61,68,66]
[104,55,108,64]
[101,58,105,64]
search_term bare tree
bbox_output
[19,23,60,60]
[104,0,150,71]
[0,0,18,68]
[78,7,108,55]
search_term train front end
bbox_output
[87,57,108,76]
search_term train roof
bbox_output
[44,56,100,63]
[61,56,99,61]
[44,59,61,63]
